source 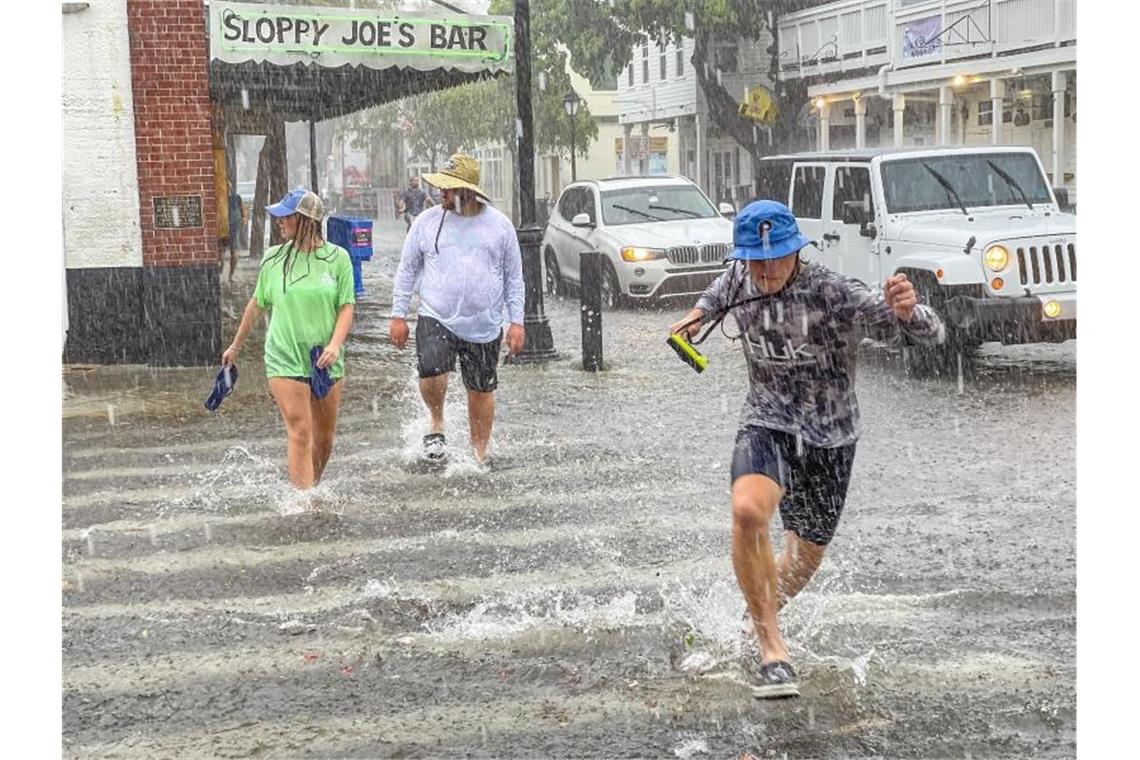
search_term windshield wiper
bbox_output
[985,159,1034,210]
[922,163,969,216]
[610,203,665,222]
[647,204,704,219]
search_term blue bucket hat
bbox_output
[731,200,810,261]
[204,364,238,411]
[309,346,333,400]
[266,187,325,220]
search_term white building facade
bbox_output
[778,0,1076,199]
[616,32,775,207]
[534,66,624,215]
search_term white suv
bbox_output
[541,175,734,307]
[758,146,1076,363]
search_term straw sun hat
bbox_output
[421,154,491,202]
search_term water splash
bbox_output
[673,733,710,758]
[425,588,642,643]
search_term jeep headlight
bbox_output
[621,246,665,262]
[984,244,1010,272]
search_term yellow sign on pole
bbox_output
[739,85,778,125]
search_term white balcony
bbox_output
[778,0,1076,81]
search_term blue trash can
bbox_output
[327,216,373,296]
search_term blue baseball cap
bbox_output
[266,187,325,220]
[731,200,809,261]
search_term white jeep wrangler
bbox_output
[757,146,1076,364]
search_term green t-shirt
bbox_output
[254,242,355,379]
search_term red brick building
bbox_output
[64,0,220,366]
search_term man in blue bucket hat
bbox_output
[669,199,945,699]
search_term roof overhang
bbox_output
[806,44,1077,100]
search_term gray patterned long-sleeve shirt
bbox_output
[695,261,945,447]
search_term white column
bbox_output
[893,94,906,147]
[695,113,705,194]
[818,102,831,151]
[990,79,1004,145]
[854,96,867,149]
[938,85,953,145]
[622,123,632,175]
[1052,70,1067,188]
[640,122,650,174]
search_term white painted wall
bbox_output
[63,1,143,269]
[617,38,698,126]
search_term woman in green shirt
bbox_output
[222,188,355,491]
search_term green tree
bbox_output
[543,1,825,176]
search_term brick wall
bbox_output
[127,0,217,268]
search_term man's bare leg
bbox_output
[776,531,828,610]
[467,389,495,463]
[419,374,449,434]
[731,473,789,664]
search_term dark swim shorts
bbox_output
[415,316,502,393]
[730,426,857,546]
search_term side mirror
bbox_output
[842,200,869,226]
[859,222,877,238]
[718,201,736,218]
[570,212,595,228]
[1052,187,1071,212]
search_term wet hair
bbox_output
[260,213,334,293]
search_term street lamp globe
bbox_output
[563,90,581,117]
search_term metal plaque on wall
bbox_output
[153,196,204,229]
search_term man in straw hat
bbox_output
[668,200,944,699]
[389,154,526,465]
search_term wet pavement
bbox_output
[63,218,1075,758]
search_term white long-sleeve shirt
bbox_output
[391,203,526,343]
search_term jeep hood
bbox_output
[889,209,1076,248]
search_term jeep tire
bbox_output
[903,270,981,378]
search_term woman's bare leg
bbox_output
[310,380,344,483]
[268,378,315,489]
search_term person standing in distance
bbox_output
[399,175,433,232]
[668,200,945,699]
[222,188,355,491]
[388,154,525,465]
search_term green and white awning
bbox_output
[210,2,513,74]
[208,2,515,121]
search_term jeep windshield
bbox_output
[600,185,719,226]
[881,153,1053,214]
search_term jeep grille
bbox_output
[1016,242,1076,286]
[666,244,731,266]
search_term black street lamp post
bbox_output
[562,89,580,182]
[511,0,557,363]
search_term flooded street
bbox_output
[62,221,1075,758]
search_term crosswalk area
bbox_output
[62,286,1077,757]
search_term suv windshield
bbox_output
[881,152,1053,214]
[600,185,718,225]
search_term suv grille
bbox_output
[667,244,731,266]
[1015,242,1076,286]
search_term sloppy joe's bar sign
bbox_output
[210,1,513,74]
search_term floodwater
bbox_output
[63,219,1075,758]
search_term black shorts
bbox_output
[730,426,856,546]
[415,316,502,393]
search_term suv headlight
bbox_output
[621,246,666,262]
[984,244,1010,272]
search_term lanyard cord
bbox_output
[433,209,447,256]
[680,258,803,346]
